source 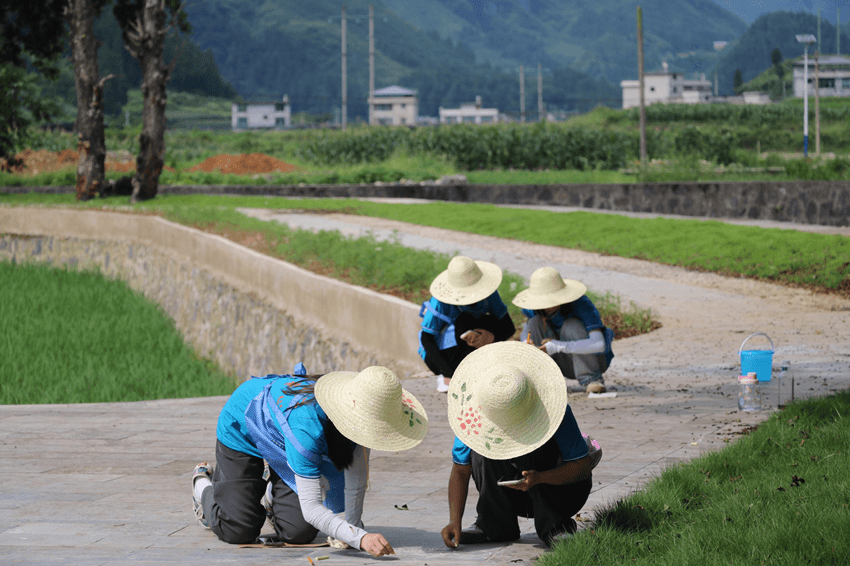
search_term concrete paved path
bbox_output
[2,205,848,565]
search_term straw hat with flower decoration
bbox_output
[315,366,428,452]
[447,341,568,460]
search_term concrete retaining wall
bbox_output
[5,180,848,226]
[0,208,426,380]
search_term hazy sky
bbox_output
[712,0,850,23]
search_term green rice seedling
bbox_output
[0,260,238,404]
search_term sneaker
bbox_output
[262,480,275,526]
[192,462,213,530]
[585,380,606,394]
[436,374,450,393]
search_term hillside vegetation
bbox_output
[715,11,850,95]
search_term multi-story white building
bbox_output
[438,96,499,124]
[620,63,713,109]
[231,96,291,130]
[368,86,418,126]
[793,54,850,98]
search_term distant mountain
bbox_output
[713,11,850,95]
[712,0,849,24]
[182,0,749,118]
[183,0,621,117]
[380,0,748,84]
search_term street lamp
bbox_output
[713,41,727,97]
[796,34,816,156]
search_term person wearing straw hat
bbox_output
[191,363,428,557]
[418,255,516,392]
[441,341,599,548]
[512,267,614,394]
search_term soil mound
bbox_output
[2,149,142,174]
[186,153,297,175]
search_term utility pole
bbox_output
[637,6,647,165]
[519,64,525,123]
[838,8,841,55]
[368,4,374,125]
[538,63,544,122]
[815,49,820,156]
[341,6,347,130]
[818,8,821,52]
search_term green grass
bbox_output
[3,193,848,296]
[0,260,238,404]
[541,391,850,565]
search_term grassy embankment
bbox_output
[542,390,850,565]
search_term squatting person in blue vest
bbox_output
[418,255,516,392]
[191,364,428,557]
[513,267,614,394]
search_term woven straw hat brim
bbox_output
[315,371,428,452]
[447,342,568,460]
[512,278,587,310]
[430,260,503,306]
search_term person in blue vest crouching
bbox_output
[191,363,428,558]
[419,255,516,392]
[513,267,614,394]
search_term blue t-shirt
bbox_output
[421,291,510,336]
[216,376,330,479]
[452,405,588,465]
[419,291,510,358]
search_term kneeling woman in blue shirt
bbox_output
[192,364,428,558]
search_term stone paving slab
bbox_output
[2,207,848,565]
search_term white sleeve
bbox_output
[544,330,606,355]
[295,475,367,550]
[344,445,369,529]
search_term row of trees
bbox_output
[2,0,187,202]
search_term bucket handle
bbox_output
[739,332,774,354]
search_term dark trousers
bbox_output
[423,312,504,378]
[201,440,318,544]
[470,437,592,544]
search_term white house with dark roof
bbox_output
[439,96,499,124]
[231,95,291,130]
[620,62,712,109]
[368,86,418,126]
[793,55,850,98]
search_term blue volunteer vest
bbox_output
[244,374,346,513]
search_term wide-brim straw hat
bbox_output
[512,266,587,310]
[447,341,568,460]
[430,256,503,306]
[315,366,428,452]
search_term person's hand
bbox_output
[360,533,395,557]
[504,470,540,492]
[542,339,568,356]
[441,522,462,548]
[469,329,494,349]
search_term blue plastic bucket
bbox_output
[739,332,775,382]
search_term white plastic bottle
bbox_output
[776,360,792,408]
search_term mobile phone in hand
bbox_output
[497,479,524,487]
[460,330,479,340]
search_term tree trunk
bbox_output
[65,0,108,202]
[128,0,173,203]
